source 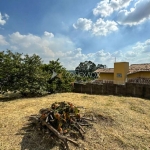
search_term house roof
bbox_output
[94,63,150,74]
[127,70,150,75]
[129,63,150,73]
[94,68,114,73]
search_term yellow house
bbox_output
[95,62,150,84]
[127,71,150,79]
[95,68,114,81]
[100,72,114,81]
[114,62,129,84]
[128,63,150,79]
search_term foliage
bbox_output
[0,50,49,96]
[75,61,107,81]
[75,61,97,80]
[42,59,74,93]
[18,54,49,96]
[96,64,107,69]
[0,50,74,96]
[0,50,23,93]
[75,61,96,74]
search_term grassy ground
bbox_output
[0,93,150,150]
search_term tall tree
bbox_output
[0,50,23,93]
[42,59,74,93]
[96,64,107,69]
[75,61,96,77]
[19,54,49,96]
[1,51,75,96]
[0,50,49,96]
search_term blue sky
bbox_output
[0,0,150,69]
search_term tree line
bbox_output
[0,50,74,97]
[0,50,106,97]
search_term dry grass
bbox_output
[0,93,150,150]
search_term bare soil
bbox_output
[0,93,150,150]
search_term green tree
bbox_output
[1,51,75,97]
[42,59,74,93]
[0,50,23,93]
[0,50,49,96]
[19,54,49,96]
[75,61,97,79]
[96,64,106,69]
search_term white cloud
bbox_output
[9,32,41,48]
[117,0,150,25]
[92,18,118,36]
[7,32,80,69]
[112,50,123,57]
[125,51,138,57]
[132,39,150,53]
[121,39,150,63]
[0,12,9,25]
[9,32,77,58]
[93,0,113,17]
[44,31,54,38]
[4,13,9,20]
[111,0,132,10]
[73,18,118,36]
[73,18,92,31]
[96,50,111,57]
[93,0,132,17]
[0,35,9,45]
[88,39,150,66]
[1,32,115,69]
[1,32,150,69]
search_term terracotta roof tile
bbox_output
[94,63,150,74]
[129,63,150,73]
[94,68,114,73]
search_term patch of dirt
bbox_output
[95,114,114,126]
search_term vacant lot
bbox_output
[0,93,150,150]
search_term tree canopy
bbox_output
[0,50,74,97]
[75,61,106,79]
[75,61,96,75]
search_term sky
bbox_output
[0,0,150,69]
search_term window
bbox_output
[117,73,122,78]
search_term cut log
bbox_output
[41,119,79,149]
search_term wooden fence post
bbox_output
[133,87,135,95]
[116,85,117,94]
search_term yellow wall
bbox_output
[99,73,114,80]
[114,62,129,84]
[127,71,150,79]
[97,62,150,84]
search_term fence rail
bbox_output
[73,82,150,99]
[127,77,150,84]
[90,77,150,85]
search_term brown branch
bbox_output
[81,117,93,121]
[28,116,39,124]
[79,123,93,126]
[41,120,79,148]
[71,123,84,139]
[75,122,85,133]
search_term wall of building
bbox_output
[114,62,129,84]
[73,83,150,99]
[128,71,150,79]
[99,73,114,80]
[97,62,150,85]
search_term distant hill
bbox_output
[67,70,75,73]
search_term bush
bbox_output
[0,50,74,97]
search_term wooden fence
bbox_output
[73,82,150,99]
